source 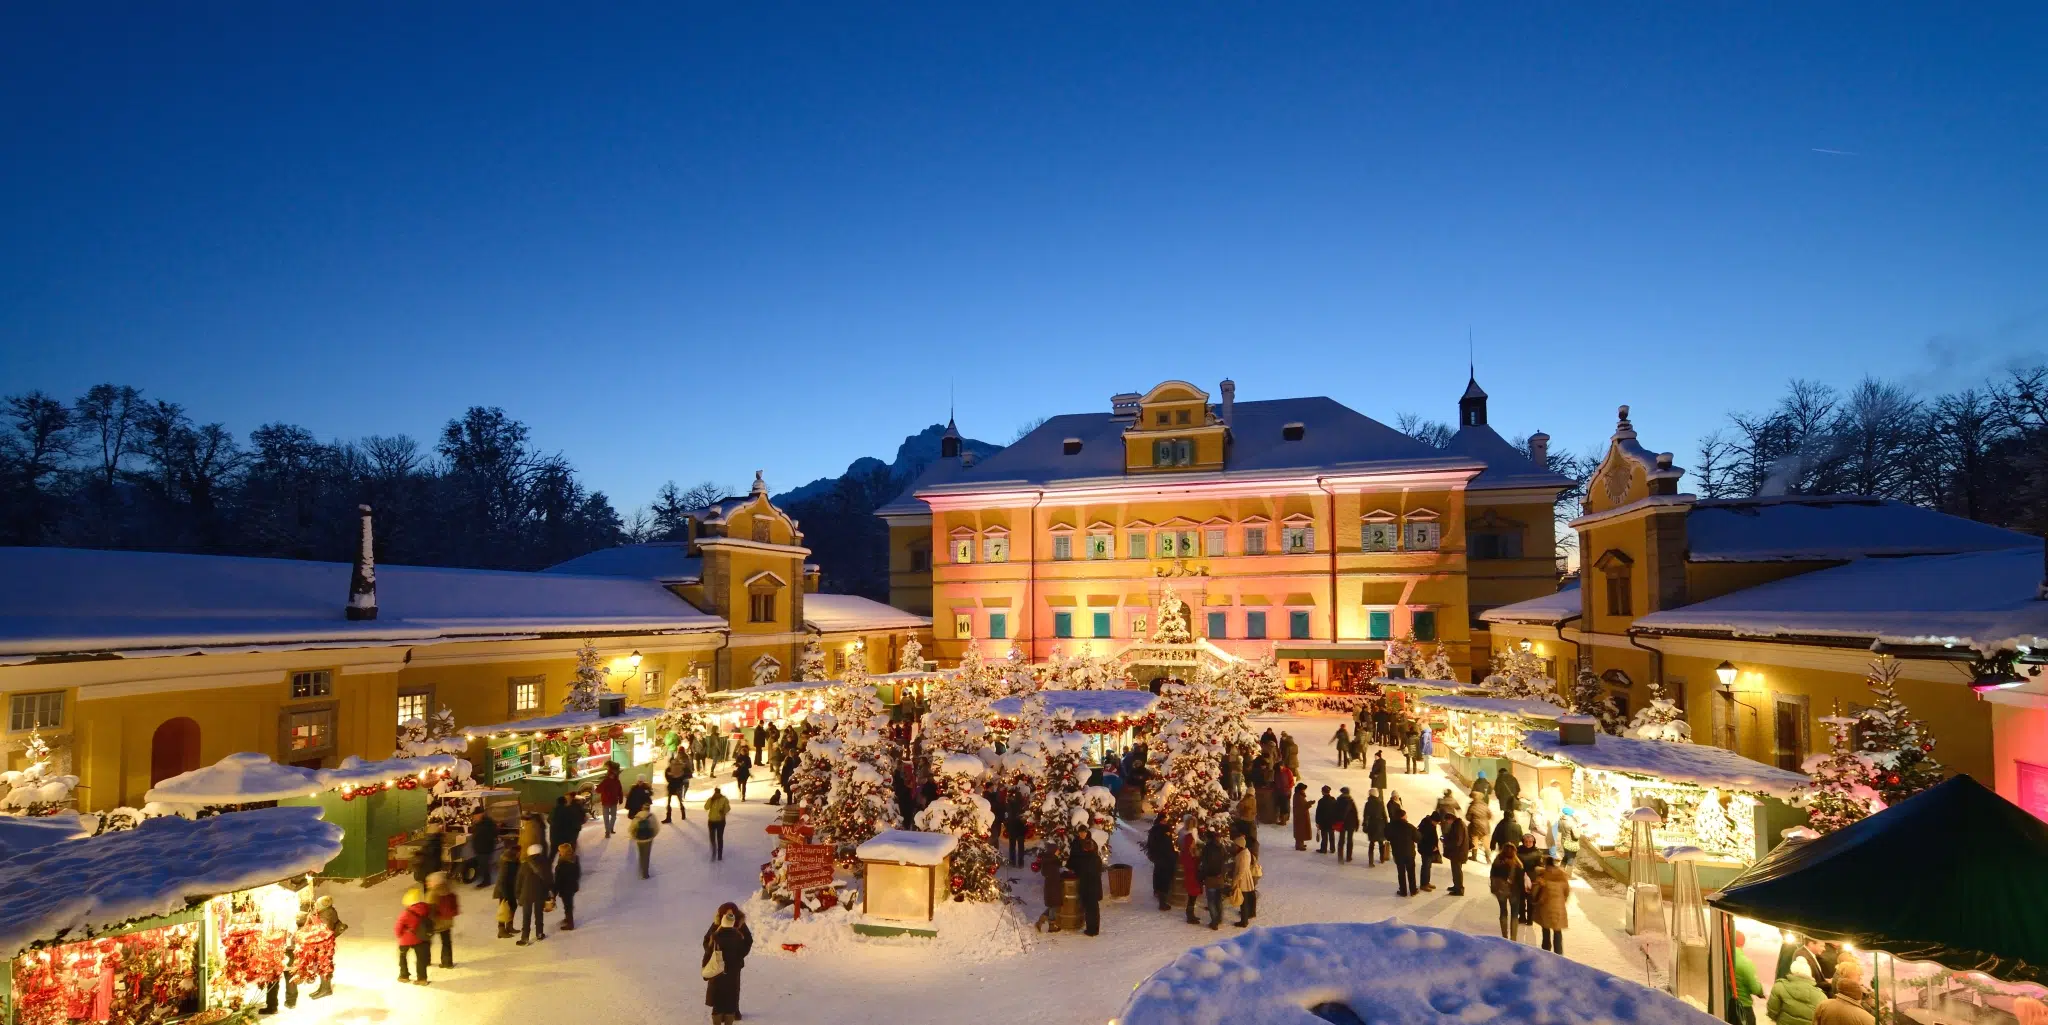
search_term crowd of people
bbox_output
[1722,931,1883,1025]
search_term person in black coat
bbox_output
[1515,835,1542,924]
[1313,785,1337,854]
[733,754,752,801]
[1145,816,1178,911]
[1002,787,1030,867]
[552,843,582,930]
[1494,770,1521,817]
[492,845,520,938]
[515,845,553,944]
[1332,786,1360,863]
[1440,813,1470,895]
[1068,837,1106,936]
[1198,833,1232,930]
[1417,811,1442,891]
[702,902,753,1025]
[548,796,583,862]
[1492,810,1525,854]
[1368,752,1388,792]
[410,826,445,886]
[624,779,654,820]
[1385,807,1420,897]
[469,812,499,888]
[1362,789,1389,867]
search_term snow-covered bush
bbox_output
[1626,680,1691,742]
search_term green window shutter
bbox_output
[1206,611,1227,638]
[989,613,1007,640]
[1288,611,1311,639]
[1413,610,1436,641]
[1246,611,1267,639]
[1054,612,1072,638]
[1092,612,1111,638]
[1368,611,1391,639]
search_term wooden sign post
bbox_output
[783,842,835,920]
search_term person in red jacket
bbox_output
[395,887,434,985]
[597,763,625,838]
[1177,825,1204,925]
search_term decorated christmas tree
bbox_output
[1627,679,1691,742]
[1150,672,1247,833]
[798,638,829,682]
[956,639,990,691]
[1021,707,1095,861]
[913,750,1002,902]
[562,640,608,713]
[1855,658,1945,807]
[1799,713,1877,833]
[654,670,711,748]
[1243,650,1286,713]
[1383,637,1419,675]
[1054,646,1124,690]
[1422,643,1458,682]
[397,704,467,757]
[1568,658,1624,735]
[751,654,783,688]
[898,636,924,673]
[1484,646,1560,704]
[789,714,839,815]
[842,639,869,689]
[920,666,994,762]
[1689,789,1741,857]
[1152,586,1193,643]
[822,714,901,861]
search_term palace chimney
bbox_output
[346,504,378,621]
[1528,431,1550,468]
[1219,378,1235,425]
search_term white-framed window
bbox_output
[982,536,1009,563]
[290,670,333,699]
[1128,532,1148,558]
[1204,528,1226,557]
[1362,521,1399,552]
[955,613,974,638]
[1243,527,1267,555]
[640,669,664,699]
[1405,521,1442,550]
[1085,533,1112,559]
[1158,530,1197,559]
[509,676,542,714]
[953,538,975,564]
[282,706,336,759]
[396,690,431,726]
[8,692,63,732]
[1281,526,1314,554]
[1052,534,1074,561]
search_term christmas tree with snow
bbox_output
[788,714,839,815]
[562,640,608,713]
[1627,679,1691,742]
[914,751,1002,902]
[1150,672,1248,833]
[397,704,468,757]
[1422,643,1458,682]
[1799,713,1877,833]
[1054,645,1125,690]
[1152,586,1194,644]
[1243,650,1286,713]
[1855,658,1945,808]
[1383,637,1419,676]
[842,639,869,689]
[1568,658,1624,735]
[798,638,829,682]
[751,654,783,688]
[1484,646,1560,704]
[822,715,901,861]
[654,670,711,747]
[898,636,924,673]
[920,665,994,764]
[1021,707,1095,861]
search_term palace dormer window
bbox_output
[982,528,1010,563]
[1244,526,1267,555]
[953,538,974,564]
[1085,532,1111,559]
[1403,510,1441,551]
[1152,438,1194,467]
[1362,510,1398,552]
[1596,549,1635,617]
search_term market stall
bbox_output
[145,754,462,881]
[987,690,1159,764]
[0,807,342,1025]
[711,679,840,729]
[1419,694,1566,787]
[1709,774,2048,1025]
[461,704,663,811]
[1519,726,1808,891]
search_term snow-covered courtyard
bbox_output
[288,713,1659,1025]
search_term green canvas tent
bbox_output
[1708,774,2048,985]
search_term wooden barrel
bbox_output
[1057,875,1083,932]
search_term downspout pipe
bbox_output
[1318,478,1340,645]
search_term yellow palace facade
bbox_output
[878,378,1572,686]
[0,477,927,812]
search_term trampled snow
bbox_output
[0,806,342,957]
[855,829,958,865]
[1521,730,1810,798]
[1119,920,1721,1025]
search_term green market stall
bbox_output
[146,754,461,882]
[462,702,663,811]
[1419,694,1566,787]
[0,807,342,1025]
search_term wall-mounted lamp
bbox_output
[629,650,644,669]
[1518,639,1533,653]
[1715,660,1738,691]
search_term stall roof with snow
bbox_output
[800,593,933,634]
[0,806,343,958]
[0,812,91,857]
[145,752,463,805]
[855,829,959,866]
[461,705,665,738]
[1374,676,1484,694]
[989,690,1159,722]
[714,679,844,700]
[1631,545,2048,656]
[1520,730,1810,798]
[0,546,727,664]
[1478,584,1582,626]
[1118,919,1720,1025]
[1421,694,1568,719]
[318,753,460,787]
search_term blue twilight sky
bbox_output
[3,4,2045,509]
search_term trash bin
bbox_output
[1107,863,1132,901]
[1116,789,1145,821]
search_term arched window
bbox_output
[150,717,201,786]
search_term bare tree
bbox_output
[1395,412,1454,448]
[1011,416,1048,443]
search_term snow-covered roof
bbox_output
[989,690,1160,722]
[0,812,91,857]
[461,705,665,738]
[541,542,703,583]
[875,451,982,518]
[1374,677,1484,694]
[0,807,343,958]
[917,397,1482,496]
[714,679,841,699]
[1119,920,1719,1025]
[144,752,464,805]
[1632,546,2048,656]
[855,828,959,866]
[0,547,726,664]
[1686,496,2035,563]
[802,593,932,634]
[1520,730,1810,798]
[1441,422,1576,491]
[1479,583,1582,625]
[1421,695,1568,719]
